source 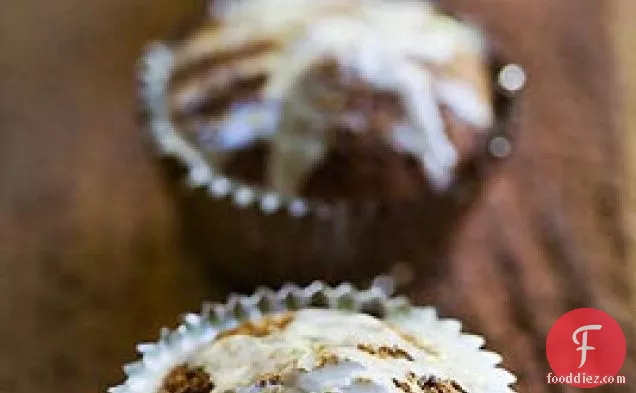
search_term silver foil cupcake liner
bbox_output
[108,280,516,393]
[138,39,526,219]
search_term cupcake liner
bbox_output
[108,280,516,393]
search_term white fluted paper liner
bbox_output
[138,7,525,219]
[108,281,516,393]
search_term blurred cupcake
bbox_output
[140,0,525,287]
[109,281,516,393]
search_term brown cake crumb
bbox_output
[417,376,467,393]
[160,365,215,393]
[256,372,284,387]
[386,325,440,357]
[356,344,413,361]
[354,377,374,384]
[392,378,412,393]
[316,352,340,368]
[379,346,414,361]
[357,343,376,355]
[216,312,294,340]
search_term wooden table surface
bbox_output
[0,1,633,393]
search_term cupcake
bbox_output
[108,282,516,393]
[140,0,525,286]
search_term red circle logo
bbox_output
[546,308,626,388]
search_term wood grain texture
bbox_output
[0,1,219,392]
[0,1,632,393]
[615,0,636,310]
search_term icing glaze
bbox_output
[171,0,493,194]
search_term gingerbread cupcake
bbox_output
[140,0,525,286]
[109,281,516,393]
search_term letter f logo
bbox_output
[572,324,602,368]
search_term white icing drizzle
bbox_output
[186,309,514,393]
[179,0,493,193]
[199,101,281,150]
[435,78,493,129]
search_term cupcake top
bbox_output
[109,284,515,393]
[158,0,494,202]
[170,309,471,393]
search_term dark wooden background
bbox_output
[0,1,633,393]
